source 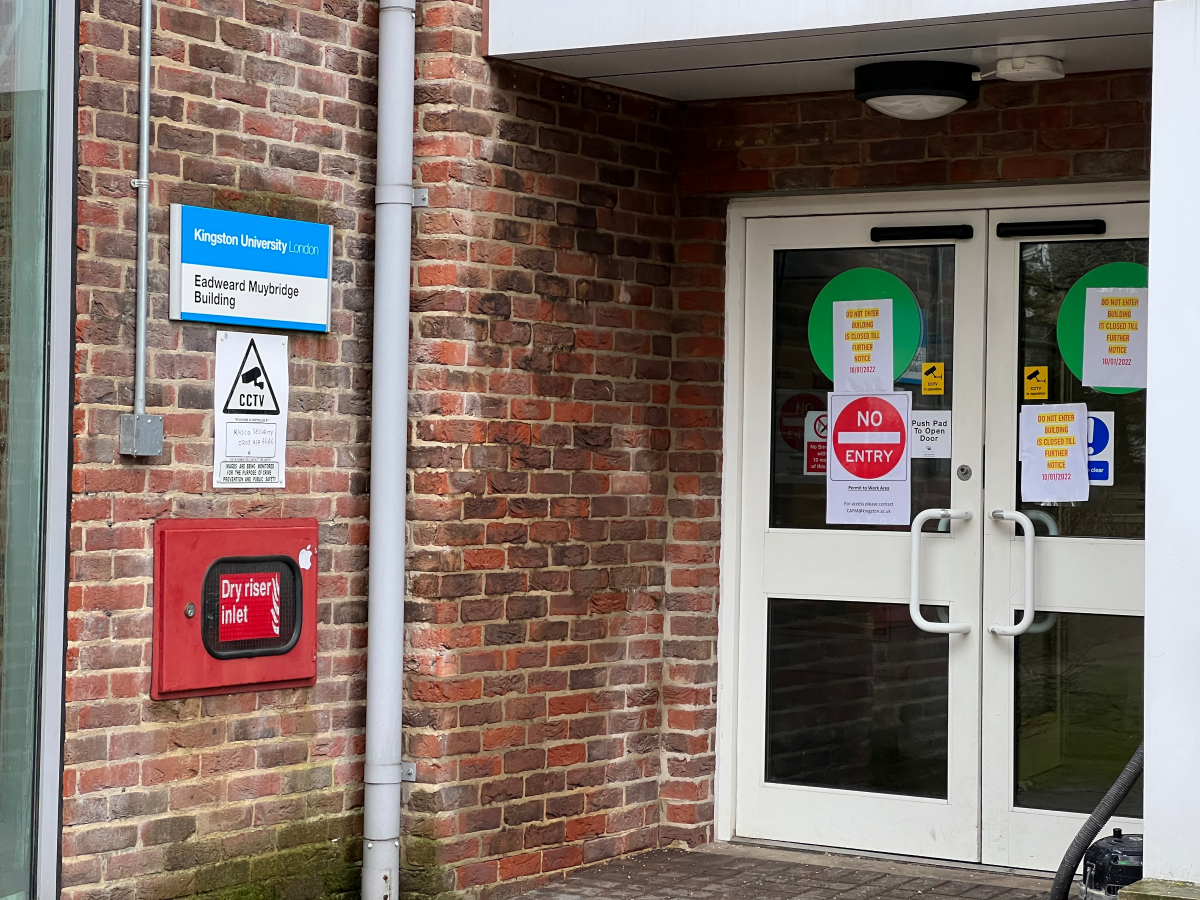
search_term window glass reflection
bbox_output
[1017,240,1149,538]
[0,0,51,895]
[1015,612,1143,816]
[767,599,949,799]
[771,246,954,531]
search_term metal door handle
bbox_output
[909,508,973,634]
[989,509,1036,636]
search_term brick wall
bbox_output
[65,0,378,894]
[61,0,1153,892]
[405,16,725,892]
[676,70,1150,193]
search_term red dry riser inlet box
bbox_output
[152,518,319,700]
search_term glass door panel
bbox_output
[771,246,956,531]
[1016,239,1149,539]
[767,598,949,798]
[1014,612,1143,817]
[0,0,53,895]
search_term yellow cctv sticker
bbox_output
[1024,365,1049,400]
[921,362,944,396]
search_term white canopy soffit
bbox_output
[484,0,1152,101]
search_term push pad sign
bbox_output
[218,572,281,642]
[826,392,911,526]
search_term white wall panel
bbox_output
[1144,0,1200,885]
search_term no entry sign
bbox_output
[827,392,911,526]
[831,395,907,479]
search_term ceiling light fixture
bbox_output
[854,61,980,121]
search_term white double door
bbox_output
[734,192,1146,870]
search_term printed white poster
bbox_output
[910,410,952,459]
[1087,410,1115,487]
[833,298,893,393]
[1082,287,1147,389]
[826,391,911,526]
[1020,403,1089,503]
[214,330,289,488]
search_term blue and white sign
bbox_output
[1087,410,1115,487]
[169,204,332,332]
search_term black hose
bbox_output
[1049,741,1144,900]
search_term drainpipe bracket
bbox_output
[119,413,164,457]
[365,763,406,784]
[130,178,150,189]
[376,184,426,207]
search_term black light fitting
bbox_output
[854,61,980,121]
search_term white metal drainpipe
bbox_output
[362,0,416,896]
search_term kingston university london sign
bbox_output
[169,204,333,332]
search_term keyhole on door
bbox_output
[956,464,972,481]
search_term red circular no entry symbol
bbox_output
[777,392,824,452]
[832,396,907,479]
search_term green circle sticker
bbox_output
[808,267,923,383]
[1055,261,1148,395]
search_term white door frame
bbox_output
[980,200,1148,868]
[716,181,1151,847]
[735,209,987,860]
[36,0,78,890]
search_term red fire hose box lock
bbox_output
[152,518,319,700]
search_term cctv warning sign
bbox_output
[214,331,289,489]
[223,338,281,414]
[1024,365,1049,400]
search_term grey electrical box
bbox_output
[119,413,164,457]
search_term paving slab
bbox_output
[514,843,1053,900]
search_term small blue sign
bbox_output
[169,204,332,332]
[1087,411,1114,486]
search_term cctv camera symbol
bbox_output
[1026,369,1043,381]
[241,366,264,390]
[924,364,938,377]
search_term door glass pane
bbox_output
[0,0,51,894]
[1016,239,1148,539]
[771,246,954,531]
[766,599,948,799]
[1014,613,1143,816]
